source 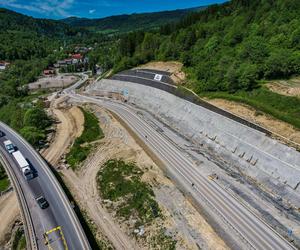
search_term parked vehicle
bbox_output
[4,140,15,154]
[12,151,34,180]
[0,130,5,137]
[36,196,49,209]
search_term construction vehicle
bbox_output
[12,151,34,180]
[208,173,218,181]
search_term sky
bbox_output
[0,0,227,19]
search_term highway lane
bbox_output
[69,92,295,250]
[0,121,91,250]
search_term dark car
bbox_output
[36,196,49,209]
[0,131,5,137]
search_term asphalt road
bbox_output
[67,81,295,250]
[0,122,91,250]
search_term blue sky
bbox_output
[0,0,227,19]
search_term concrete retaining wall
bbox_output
[86,79,300,193]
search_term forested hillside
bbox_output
[89,0,300,129]
[0,8,98,60]
[111,0,300,93]
[61,7,204,34]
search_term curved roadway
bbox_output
[65,76,295,250]
[0,74,90,250]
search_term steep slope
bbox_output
[113,0,300,92]
[103,0,300,129]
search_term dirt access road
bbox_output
[43,95,228,250]
[0,192,20,247]
[207,98,300,146]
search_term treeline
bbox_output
[0,57,60,146]
[109,0,300,93]
[0,31,60,61]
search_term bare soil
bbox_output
[59,103,228,249]
[28,74,79,90]
[0,192,20,246]
[206,98,300,146]
[135,61,186,84]
[42,97,84,166]
[266,78,300,97]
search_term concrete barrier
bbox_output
[86,79,300,197]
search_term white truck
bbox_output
[4,140,15,154]
[12,151,34,180]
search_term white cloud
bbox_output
[89,9,95,14]
[0,0,74,17]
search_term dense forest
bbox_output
[109,0,300,93]
[86,0,300,129]
[61,7,204,35]
[1,0,300,138]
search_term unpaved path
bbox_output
[0,192,20,246]
[43,100,136,249]
[266,78,300,97]
[62,104,228,250]
[42,97,84,166]
[28,74,79,90]
[44,95,228,249]
[206,98,300,146]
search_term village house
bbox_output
[0,61,10,71]
[43,69,55,76]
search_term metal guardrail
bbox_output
[0,151,38,250]
[1,122,91,250]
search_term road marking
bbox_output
[45,226,68,250]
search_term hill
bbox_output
[0,8,80,37]
[61,7,205,34]
[102,0,300,129]
[0,8,93,60]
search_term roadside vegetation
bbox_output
[66,107,104,169]
[0,163,9,192]
[11,228,26,250]
[97,159,177,249]
[0,58,55,147]
[202,87,300,130]
[97,159,160,224]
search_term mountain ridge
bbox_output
[60,6,207,34]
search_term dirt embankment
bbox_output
[0,192,21,248]
[45,98,228,250]
[28,74,79,90]
[135,61,186,84]
[42,96,84,166]
[206,98,300,146]
[266,78,300,97]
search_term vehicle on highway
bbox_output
[4,140,15,154]
[36,196,49,209]
[12,151,34,180]
[0,130,5,137]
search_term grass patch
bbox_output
[97,159,160,224]
[66,107,104,169]
[201,87,300,130]
[150,229,177,250]
[0,163,9,192]
[12,228,26,250]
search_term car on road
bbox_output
[36,196,49,209]
[0,130,5,137]
[4,140,15,154]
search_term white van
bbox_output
[4,140,15,154]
